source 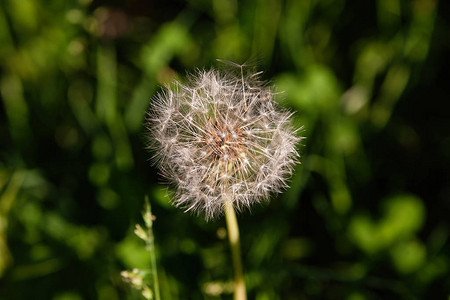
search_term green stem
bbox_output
[145,198,161,300]
[224,200,247,300]
[148,237,161,300]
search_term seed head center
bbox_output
[204,120,246,162]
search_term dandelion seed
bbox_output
[146,67,302,220]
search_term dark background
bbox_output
[0,0,449,299]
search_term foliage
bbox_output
[0,0,449,299]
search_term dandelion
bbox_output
[146,66,301,220]
[146,64,301,300]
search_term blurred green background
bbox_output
[0,0,449,299]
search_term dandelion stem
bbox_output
[224,200,247,300]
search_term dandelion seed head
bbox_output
[146,68,302,220]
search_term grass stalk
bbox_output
[144,197,161,300]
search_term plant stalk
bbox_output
[224,200,247,300]
[144,198,161,300]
